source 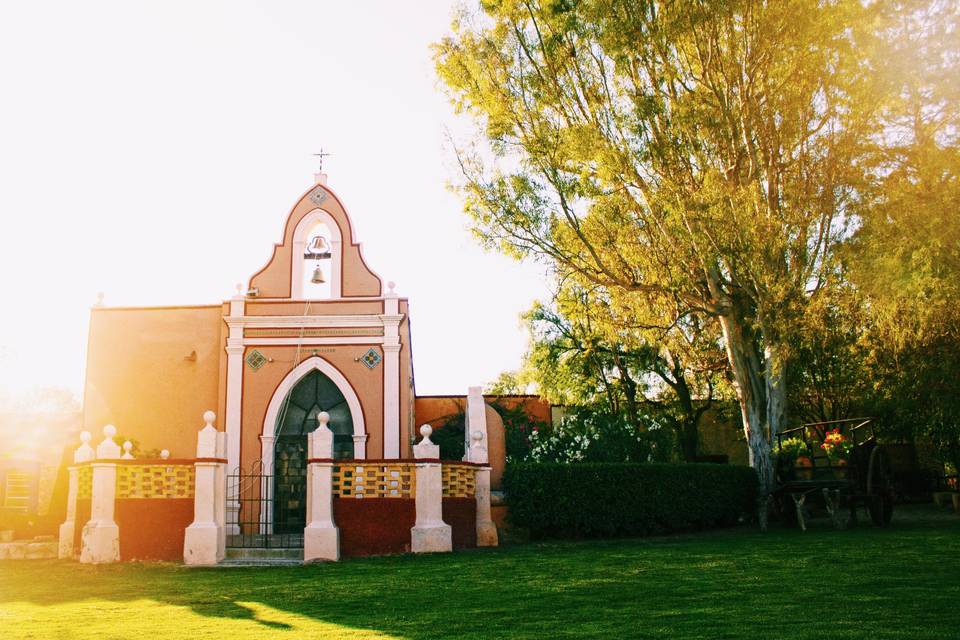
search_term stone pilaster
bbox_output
[224,292,246,534]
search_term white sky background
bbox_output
[0,0,550,400]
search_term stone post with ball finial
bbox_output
[410,424,452,553]
[304,411,339,562]
[80,425,121,563]
[184,411,226,565]
[58,430,95,559]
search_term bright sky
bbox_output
[0,0,549,400]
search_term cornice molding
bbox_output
[225,313,404,329]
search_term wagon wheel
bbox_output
[866,446,894,526]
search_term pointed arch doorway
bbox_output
[256,356,367,542]
[273,369,354,534]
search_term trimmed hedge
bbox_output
[503,462,758,539]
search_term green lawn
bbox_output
[1,507,958,639]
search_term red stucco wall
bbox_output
[333,497,415,557]
[443,497,477,550]
[115,498,194,561]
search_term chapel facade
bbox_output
[83,173,415,477]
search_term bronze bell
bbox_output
[311,265,326,284]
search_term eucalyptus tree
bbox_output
[845,0,960,470]
[436,0,886,500]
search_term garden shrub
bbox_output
[429,402,549,461]
[503,462,758,539]
[525,408,675,464]
[429,415,466,460]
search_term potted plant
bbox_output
[775,437,812,481]
[820,428,853,478]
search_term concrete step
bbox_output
[222,547,304,566]
[0,540,58,560]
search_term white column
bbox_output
[58,431,94,559]
[293,237,308,298]
[382,282,402,458]
[330,239,342,298]
[304,412,339,562]
[259,433,276,534]
[184,412,223,566]
[80,425,121,564]
[465,387,498,547]
[411,425,452,553]
[224,291,245,533]
[352,434,368,459]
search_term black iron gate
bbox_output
[225,443,306,549]
[273,437,307,535]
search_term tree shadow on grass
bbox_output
[1,512,959,639]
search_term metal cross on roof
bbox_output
[312,148,332,172]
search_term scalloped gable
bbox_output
[248,182,383,298]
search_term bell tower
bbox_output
[246,172,383,299]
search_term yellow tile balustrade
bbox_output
[115,464,195,499]
[76,465,93,500]
[441,464,476,499]
[332,463,416,498]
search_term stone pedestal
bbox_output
[80,520,120,564]
[304,523,339,562]
[183,523,220,566]
[411,523,452,553]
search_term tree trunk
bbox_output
[717,307,785,528]
[673,376,699,461]
[613,351,643,433]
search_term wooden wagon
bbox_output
[774,418,895,531]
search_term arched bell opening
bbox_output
[302,222,334,299]
[292,209,343,299]
[272,369,355,535]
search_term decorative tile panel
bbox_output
[360,348,382,369]
[245,349,267,371]
[309,186,328,206]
